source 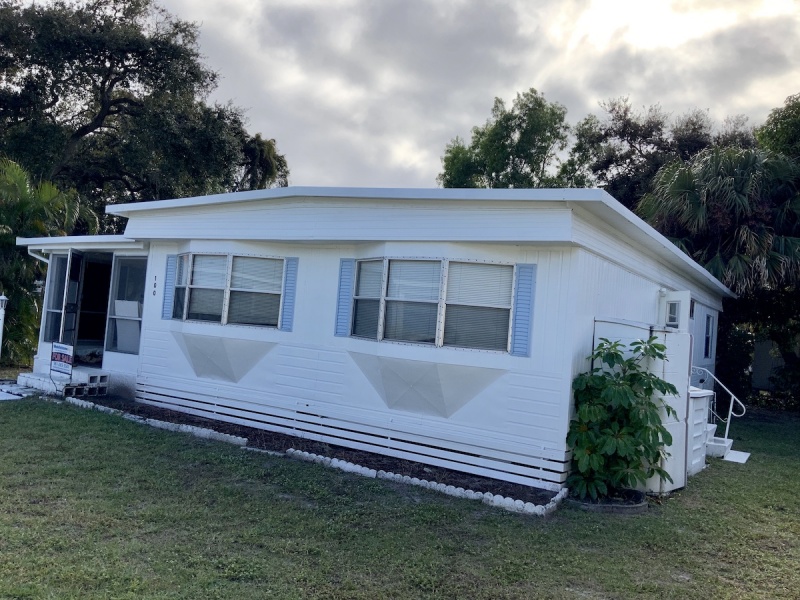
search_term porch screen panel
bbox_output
[106,257,147,354]
[43,255,69,342]
[384,260,440,343]
[444,262,513,350]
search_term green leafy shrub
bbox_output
[567,336,678,500]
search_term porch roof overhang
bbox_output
[16,235,146,254]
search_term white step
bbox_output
[706,436,733,458]
[723,450,750,464]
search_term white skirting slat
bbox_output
[136,379,568,490]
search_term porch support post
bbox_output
[0,294,7,362]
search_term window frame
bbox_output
[704,314,715,359]
[105,255,147,355]
[42,253,69,343]
[350,257,516,352]
[172,252,285,328]
[665,300,680,329]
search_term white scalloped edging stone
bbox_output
[62,399,566,514]
[136,418,248,446]
[64,398,248,446]
[65,397,123,416]
[286,448,569,516]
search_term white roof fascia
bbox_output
[104,186,732,299]
[16,234,145,253]
[107,186,611,217]
[569,196,735,299]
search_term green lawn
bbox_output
[0,398,797,599]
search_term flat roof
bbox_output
[19,187,733,299]
[107,186,612,215]
[107,186,733,298]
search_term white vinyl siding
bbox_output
[351,258,516,351]
[172,253,284,327]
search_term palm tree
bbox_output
[0,159,98,365]
[637,147,800,294]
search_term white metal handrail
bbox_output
[691,366,746,440]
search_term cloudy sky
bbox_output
[159,0,800,188]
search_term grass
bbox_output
[0,399,797,599]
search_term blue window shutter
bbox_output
[510,264,536,357]
[280,257,299,331]
[162,255,177,320]
[334,259,356,337]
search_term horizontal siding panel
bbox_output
[124,202,573,243]
[572,214,724,310]
[135,372,568,461]
[137,381,568,489]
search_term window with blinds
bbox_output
[350,258,515,351]
[385,260,440,343]
[352,260,383,338]
[172,253,284,327]
[444,262,512,350]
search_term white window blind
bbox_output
[231,257,283,292]
[444,263,512,351]
[176,254,188,286]
[384,301,438,343]
[387,260,440,301]
[188,288,224,322]
[349,258,521,352]
[228,257,283,326]
[356,260,383,297]
[191,255,227,288]
[173,253,285,327]
[384,260,440,343]
[446,263,513,306]
[352,260,383,338]
[229,292,280,326]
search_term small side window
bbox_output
[704,315,714,358]
[666,301,680,329]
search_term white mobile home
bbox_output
[17,187,734,492]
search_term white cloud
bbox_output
[160,0,800,187]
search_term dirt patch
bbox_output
[86,394,557,506]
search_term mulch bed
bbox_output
[85,394,557,506]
